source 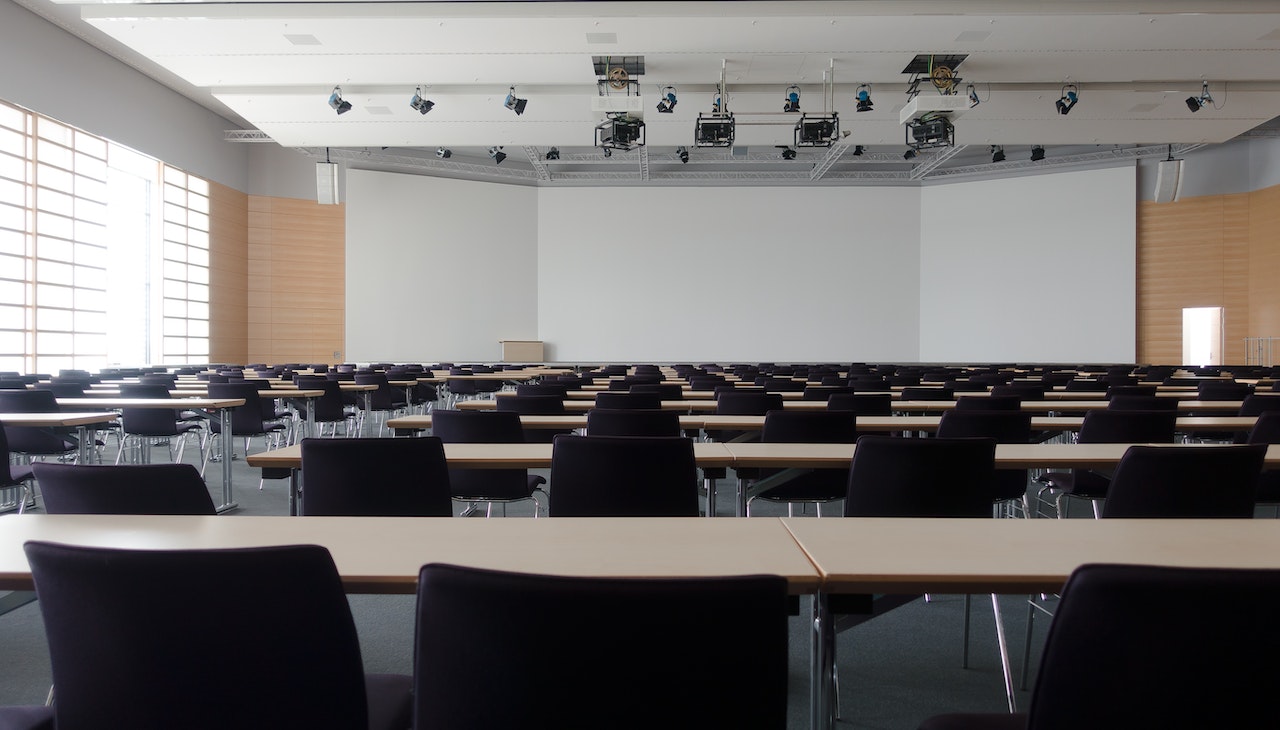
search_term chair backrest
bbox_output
[515,383,568,398]
[990,383,1047,399]
[300,437,452,516]
[30,462,216,515]
[1101,445,1264,518]
[802,385,855,401]
[629,383,684,400]
[1198,381,1253,400]
[412,563,788,730]
[430,410,533,501]
[1247,411,1280,444]
[548,435,698,517]
[1024,563,1280,730]
[1064,379,1108,392]
[844,436,997,517]
[900,386,955,401]
[1077,409,1178,443]
[715,391,784,415]
[207,382,273,434]
[0,388,77,455]
[0,388,59,413]
[826,392,892,416]
[760,409,857,443]
[1107,394,1180,411]
[585,408,683,437]
[25,542,371,730]
[1238,394,1280,416]
[954,395,1022,412]
[1106,384,1158,398]
[937,410,1033,443]
[593,391,662,410]
[494,394,566,415]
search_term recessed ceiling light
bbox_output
[283,34,320,46]
[953,30,991,43]
[364,106,393,116]
[585,32,617,44]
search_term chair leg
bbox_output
[962,593,971,668]
[1020,597,1037,691]
[991,593,1017,713]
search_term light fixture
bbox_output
[967,83,980,109]
[504,86,527,116]
[1186,81,1213,112]
[780,147,797,160]
[676,146,689,164]
[596,113,645,151]
[656,86,678,114]
[783,85,801,113]
[1056,84,1078,115]
[544,147,560,161]
[1030,145,1046,162]
[903,148,917,160]
[328,86,352,115]
[409,86,434,115]
[694,112,735,148]
[488,146,507,165]
[991,145,1005,163]
[794,113,839,148]
[435,147,452,159]
[906,115,954,150]
[602,147,612,158]
[855,84,873,113]
[852,145,865,157]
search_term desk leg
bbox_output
[705,476,716,517]
[216,408,237,513]
[811,591,835,730]
[363,392,373,436]
[736,477,747,517]
[289,468,301,516]
[304,399,315,441]
[75,425,91,464]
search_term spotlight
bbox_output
[967,83,980,108]
[852,145,865,157]
[656,86,678,114]
[409,86,434,115]
[780,147,797,160]
[903,149,917,160]
[855,84,873,113]
[694,112,735,148]
[1055,84,1078,115]
[991,145,1005,163]
[711,92,723,114]
[596,113,645,151]
[544,147,560,161]
[328,86,352,115]
[783,85,801,113]
[503,86,527,116]
[1030,145,1045,162]
[602,147,612,158]
[794,113,840,148]
[906,116,954,149]
[435,147,452,159]
[488,146,506,165]
[676,146,689,164]
[1186,81,1212,113]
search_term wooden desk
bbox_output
[56,397,245,512]
[0,412,119,509]
[784,516,1280,730]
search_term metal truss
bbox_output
[297,147,539,182]
[909,145,968,180]
[523,146,552,181]
[925,144,1204,180]
[224,130,274,142]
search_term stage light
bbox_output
[435,147,452,159]
[991,145,1005,163]
[328,86,352,115]
[855,84,873,112]
[967,83,980,109]
[783,85,801,113]
[676,146,689,164]
[906,116,954,149]
[794,113,839,147]
[1186,81,1212,113]
[602,147,612,158]
[903,148,917,160]
[596,113,645,151]
[1030,145,1046,162]
[852,145,865,156]
[504,86,527,116]
[1056,84,1078,115]
[656,86,678,114]
[780,147,797,160]
[488,146,507,165]
[410,86,434,115]
[694,113,735,148]
[544,147,560,161]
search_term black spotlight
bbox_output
[694,113,735,148]
[855,84,873,113]
[676,146,689,164]
[435,147,452,159]
[328,86,352,115]
[602,147,612,158]
[1186,81,1212,113]
[488,146,506,165]
[852,145,865,157]
[504,86,527,116]
[656,86,677,114]
[783,85,801,113]
[1030,145,1046,162]
[780,147,797,160]
[991,145,1005,163]
[410,86,434,115]
[1055,85,1078,115]
[903,148,917,160]
[544,147,560,161]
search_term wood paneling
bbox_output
[208,181,248,364]
[1249,185,1280,342]
[246,196,345,365]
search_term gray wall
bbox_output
[1137,136,1280,201]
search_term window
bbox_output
[0,99,211,372]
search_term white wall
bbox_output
[537,187,921,362]
[0,0,247,190]
[344,169,538,362]
[919,166,1137,363]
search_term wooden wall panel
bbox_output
[1248,185,1280,344]
[246,196,345,366]
[208,181,248,364]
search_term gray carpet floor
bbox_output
[0,431,1049,728]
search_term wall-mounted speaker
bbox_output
[316,162,340,205]
[1153,159,1183,204]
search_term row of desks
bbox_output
[455,397,1259,414]
[4,514,1279,728]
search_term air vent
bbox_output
[283,34,321,46]
[1127,102,1161,113]
[586,32,617,44]
[364,106,393,116]
[953,30,990,43]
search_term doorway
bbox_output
[1182,306,1224,367]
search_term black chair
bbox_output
[900,387,955,401]
[203,383,288,474]
[709,391,784,443]
[24,542,411,730]
[514,383,567,398]
[495,394,570,443]
[299,437,452,516]
[412,563,788,730]
[1198,380,1254,400]
[954,395,1022,412]
[1238,393,1280,416]
[629,383,684,400]
[354,373,408,436]
[1247,411,1280,510]
[746,410,858,517]
[593,391,662,410]
[923,563,1280,730]
[937,410,1034,517]
[429,410,545,517]
[1107,394,1179,411]
[827,392,892,416]
[0,424,36,514]
[114,384,202,465]
[803,385,855,401]
[290,377,359,437]
[1034,409,1178,518]
[1101,444,1265,518]
[31,462,216,515]
[0,389,78,461]
[585,408,683,437]
[548,435,698,517]
[1105,384,1157,399]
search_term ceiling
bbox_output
[16,0,1280,185]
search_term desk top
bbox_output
[0,515,821,595]
[783,517,1280,594]
[0,411,119,427]
[56,397,247,409]
[246,441,736,470]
